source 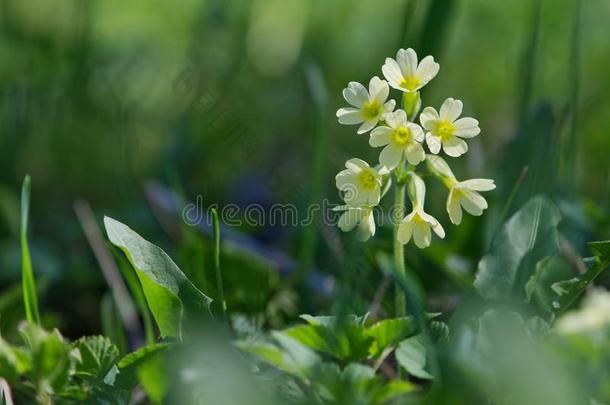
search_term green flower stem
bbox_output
[212,208,227,321]
[393,163,408,318]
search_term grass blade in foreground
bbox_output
[104,216,212,339]
[20,175,40,325]
[211,208,227,320]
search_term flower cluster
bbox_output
[334,48,495,247]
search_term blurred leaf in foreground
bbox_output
[475,196,561,301]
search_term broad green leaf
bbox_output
[475,196,561,300]
[104,217,212,338]
[283,322,372,362]
[72,336,119,379]
[524,256,572,311]
[395,336,432,379]
[365,318,417,358]
[272,332,321,379]
[20,175,40,325]
[235,341,287,371]
[550,241,610,315]
[136,350,168,404]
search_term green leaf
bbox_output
[20,175,40,325]
[107,342,172,392]
[475,196,561,301]
[365,318,417,358]
[104,217,212,338]
[72,336,119,379]
[395,336,432,379]
[550,242,610,315]
[283,322,372,362]
[524,256,572,311]
[117,342,172,369]
[0,337,30,383]
[272,331,322,379]
[19,323,72,395]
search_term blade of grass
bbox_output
[418,0,456,57]
[297,60,328,278]
[516,0,542,128]
[562,0,582,192]
[20,175,40,325]
[212,208,227,320]
[74,199,145,346]
[396,0,419,49]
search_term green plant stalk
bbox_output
[20,175,40,325]
[212,208,227,320]
[393,167,407,318]
[298,61,328,278]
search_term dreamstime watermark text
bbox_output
[182,195,407,228]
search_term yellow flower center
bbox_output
[391,126,412,146]
[436,121,455,141]
[412,212,425,224]
[399,75,421,92]
[358,170,378,191]
[362,100,381,120]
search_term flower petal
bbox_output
[415,55,440,86]
[337,107,364,125]
[357,118,378,134]
[382,58,404,90]
[379,144,403,170]
[453,117,480,138]
[357,210,376,241]
[345,158,368,171]
[459,178,496,191]
[369,126,391,147]
[397,48,418,77]
[460,191,485,216]
[408,122,425,142]
[426,133,442,154]
[338,209,361,232]
[335,170,357,190]
[383,99,396,113]
[419,107,440,130]
[447,191,463,225]
[369,76,389,103]
[343,81,368,108]
[397,219,413,244]
[413,221,431,248]
[404,143,425,166]
[439,98,463,122]
[442,136,468,157]
[385,109,407,128]
[431,220,445,238]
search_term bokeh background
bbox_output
[1,0,609,340]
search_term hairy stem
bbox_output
[394,173,407,318]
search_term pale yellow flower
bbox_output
[369,109,425,169]
[335,158,389,207]
[382,48,439,93]
[420,98,480,157]
[336,76,396,134]
[333,205,376,241]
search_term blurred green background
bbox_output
[1,0,609,339]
